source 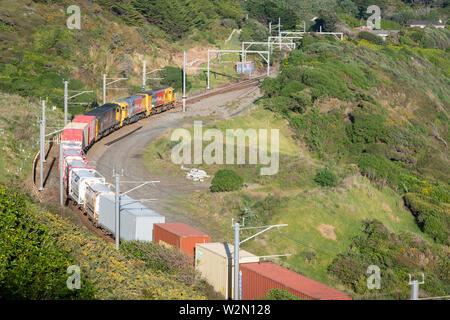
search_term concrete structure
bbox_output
[407,20,445,29]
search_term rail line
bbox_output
[175,74,264,108]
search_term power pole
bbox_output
[409,273,425,300]
[39,119,44,191]
[232,219,289,300]
[233,221,242,301]
[59,142,63,207]
[103,74,128,105]
[114,170,121,250]
[64,81,68,126]
[207,50,210,90]
[278,17,282,50]
[239,270,243,300]
[103,74,107,105]
[142,60,146,91]
[42,100,46,163]
[183,51,186,112]
[64,80,92,125]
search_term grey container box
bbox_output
[98,193,165,241]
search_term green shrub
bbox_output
[261,288,302,300]
[328,219,450,299]
[280,80,306,98]
[0,185,94,299]
[347,107,389,144]
[210,169,244,192]
[314,167,338,187]
[357,31,384,45]
[404,193,449,244]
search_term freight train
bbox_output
[60,85,351,300]
[60,87,175,238]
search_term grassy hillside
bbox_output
[142,33,450,299]
[0,0,246,116]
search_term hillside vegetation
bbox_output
[143,32,449,298]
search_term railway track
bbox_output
[174,74,264,108]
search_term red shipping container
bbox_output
[240,262,352,300]
[62,128,84,146]
[72,115,97,144]
[153,223,210,257]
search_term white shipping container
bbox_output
[97,194,165,241]
[195,242,259,299]
[84,182,113,221]
[69,168,105,205]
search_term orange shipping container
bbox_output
[240,262,352,300]
[153,223,210,257]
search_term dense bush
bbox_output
[328,220,450,299]
[357,31,385,45]
[210,169,244,192]
[347,107,389,144]
[404,193,449,245]
[314,167,338,187]
[159,66,192,92]
[0,185,94,299]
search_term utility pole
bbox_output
[103,74,107,105]
[103,74,128,105]
[278,17,282,50]
[142,60,146,91]
[239,270,243,300]
[233,219,289,300]
[409,273,425,300]
[304,21,306,33]
[64,80,92,125]
[64,81,68,126]
[39,119,44,191]
[183,51,186,112]
[207,50,210,90]
[269,22,271,35]
[233,221,242,301]
[114,170,121,250]
[112,172,160,250]
[267,41,270,76]
[59,142,63,207]
[42,100,46,163]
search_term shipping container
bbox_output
[62,149,86,177]
[64,159,89,192]
[61,128,84,149]
[240,262,352,300]
[97,194,165,241]
[195,242,259,299]
[236,61,254,75]
[61,141,83,151]
[153,223,210,257]
[84,182,113,221]
[72,115,97,145]
[63,122,89,147]
[68,168,105,205]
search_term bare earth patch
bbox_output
[382,202,401,222]
[317,224,337,241]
